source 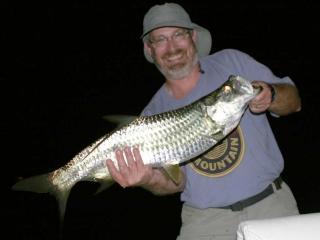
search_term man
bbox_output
[106,3,301,240]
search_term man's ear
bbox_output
[144,41,152,58]
[191,29,197,42]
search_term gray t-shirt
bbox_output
[141,49,294,208]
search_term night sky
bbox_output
[3,1,320,239]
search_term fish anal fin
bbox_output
[94,178,114,195]
[162,165,181,186]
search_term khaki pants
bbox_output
[177,182,299,240]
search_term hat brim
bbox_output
[143,23,212,63]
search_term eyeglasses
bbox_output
[148,29,191,47]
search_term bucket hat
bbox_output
[142,3,212,63]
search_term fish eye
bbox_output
[223,85,232,93]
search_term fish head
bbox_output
[204,75,260,133]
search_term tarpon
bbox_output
[12,75,261,225]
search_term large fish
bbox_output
[12,75,260,224]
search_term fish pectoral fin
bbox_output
[94,178,114,195]
[162,165,181,186]
[211,129,225,140]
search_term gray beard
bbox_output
[156,54,199,81]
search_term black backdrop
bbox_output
[2,1,320,239]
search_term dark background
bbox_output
[2,1,320,239]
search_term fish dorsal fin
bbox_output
[162,165,181,185]
[102,114,138,128]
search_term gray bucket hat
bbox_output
[142,3,212,63]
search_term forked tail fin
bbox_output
[12,173,73,237]
[12,173,53,193]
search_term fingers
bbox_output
[105,147,145,188]
[108,149,131,188]
[116,148,130,172]
[132,147,144,167]
[124,147,136,169]
[249,101,270,113]
[250,81,273,113]
[106,159,126,187]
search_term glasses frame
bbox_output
[148,29,192,48]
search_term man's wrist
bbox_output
[268,83,276,103]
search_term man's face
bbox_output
[145,27,198,80]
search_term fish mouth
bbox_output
[234,76,263,97]
[252,85,263,95]
[230,75,254,94]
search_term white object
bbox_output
[237,213,320,240]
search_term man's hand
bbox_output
[249,81,274,113]
[106,147,154,188]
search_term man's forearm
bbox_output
[142,168,185,196]
[268,84,301,116]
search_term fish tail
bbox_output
[12,173,73,234]
[56,188,71,237]
[12,173,54,193]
